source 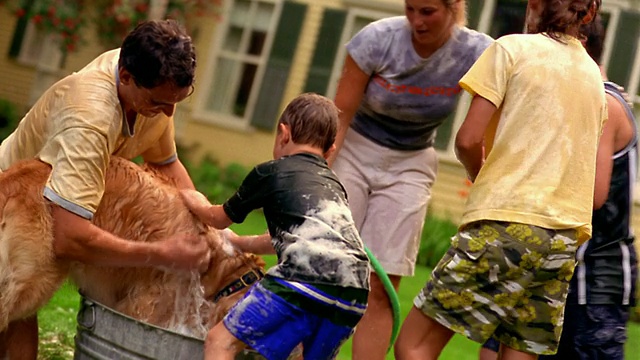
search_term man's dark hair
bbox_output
[580,13,605,64]
[119,19,196,89]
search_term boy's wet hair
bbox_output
[580,13,604,64]
[535,0,601,41]
[278,93,339,153]
[119,19,196,89]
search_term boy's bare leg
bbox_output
[498,344,538,360]
[352,273,401,360]
[0,316,38,360]
[394,306,454,360]
[204,322,246,360]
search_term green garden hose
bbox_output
[364,246,401,354]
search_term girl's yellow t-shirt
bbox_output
[459,33,607,244]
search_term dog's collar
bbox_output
[212,268,265,303]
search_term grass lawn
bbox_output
[39,211,640,359]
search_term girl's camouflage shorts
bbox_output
[415,220,578,355]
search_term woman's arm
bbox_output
[328,54,370,166]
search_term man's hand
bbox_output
[155,233,211,273]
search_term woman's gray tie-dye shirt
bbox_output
[223,153,370,290]
[347,16,493,150]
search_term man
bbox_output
[540,13,638,360]
[0,20,211,359]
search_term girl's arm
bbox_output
[455,95,497,182]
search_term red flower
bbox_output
[64,18,75,30]
[135,3,148,13]
[15,8,26,17]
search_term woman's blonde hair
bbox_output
[443,0,467,26]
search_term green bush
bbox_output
[173,142,250,204]
[0,98,20,142]
[417,213,458,268]
[186,155,249,204]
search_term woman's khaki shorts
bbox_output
[332,128,438,276]
[415,221,578,355]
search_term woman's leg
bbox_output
[352,273,401,360]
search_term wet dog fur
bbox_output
[0,157,264,337]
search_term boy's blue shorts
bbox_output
[223,281,356,360]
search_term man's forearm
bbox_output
[51,205,167,267]
[149,159,195,189]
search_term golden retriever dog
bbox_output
[0,157,265,339]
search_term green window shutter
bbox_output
[303,8,347,95]
[466,0,482,30]
[607,10,640,89]
[8,0,35,58]
[250,1,307,131]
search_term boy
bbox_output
[180,93,371,360]
[540,13,638,360]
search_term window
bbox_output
[9,16,64,71]
[194,0,307,132]
[9,15,65,107]
[324,8,400,99]
[194,0,281,130]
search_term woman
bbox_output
[394,0,604,359]
[329,1,492,358]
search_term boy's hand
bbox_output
[179,189,212,223]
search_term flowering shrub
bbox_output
[5,0,86,53]
[95,0,149,49]
[96,0,222,49]
[2,0,221,53]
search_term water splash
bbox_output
[163,271,213,339]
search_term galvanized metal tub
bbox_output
[74,295,266,360]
